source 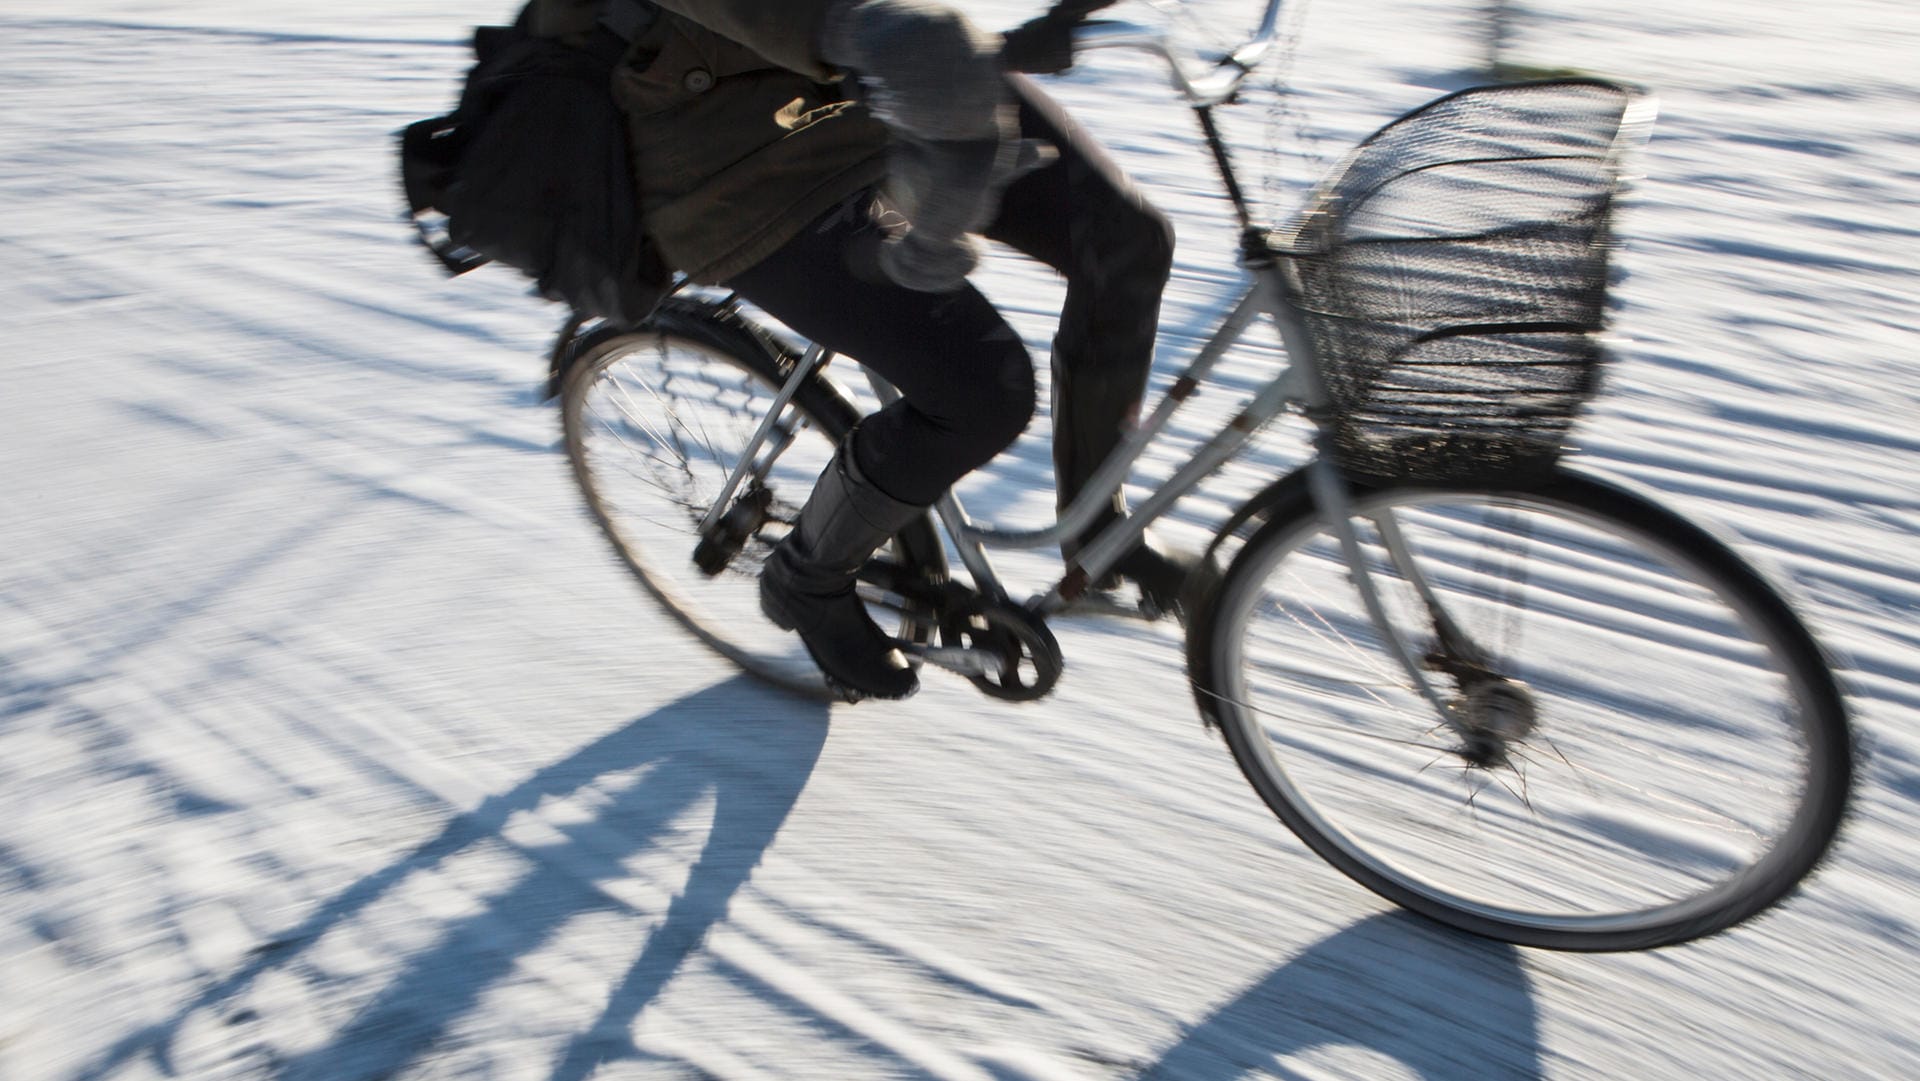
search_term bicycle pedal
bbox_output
[1059,587,1165,623]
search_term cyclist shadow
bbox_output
[75,675,828,1081]
[1136,911,1542,1080]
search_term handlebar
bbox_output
[1069,0,1286,106]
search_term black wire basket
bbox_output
[1279,79,1653,485]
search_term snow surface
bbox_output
[3,1,1918,1078]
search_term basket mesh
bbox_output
[1280,80,1648,484]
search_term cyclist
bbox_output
[538,0,1182,699]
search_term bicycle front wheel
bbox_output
[1193,469,1851,951]
[561,300,944,699]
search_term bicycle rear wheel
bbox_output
[1191,469,1851,951]
[561,300,945,699]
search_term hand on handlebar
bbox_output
[821,0,1059,292]
[870,131,1053,293]
[1001,0,1121,74]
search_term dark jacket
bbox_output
[534,0,889,283]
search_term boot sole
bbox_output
[762,579,918,702]
[811,645,919,703]
[821,669,918,704]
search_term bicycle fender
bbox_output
[1185,467,1320,730]
[544,312,593,401]
[1201,467,1321,568]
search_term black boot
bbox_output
[1063,515,1195,620]
[1052,351,1194,619]
[761,437,925,701]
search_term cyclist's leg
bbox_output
[983,74,1183,598]
[727,193,1035,507]
[725,194,1035,697]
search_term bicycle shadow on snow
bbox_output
[72,676,829,1081]
[1134,911,1542,1080]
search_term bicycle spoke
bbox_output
[591,405,703,525]
[648,363,734,495]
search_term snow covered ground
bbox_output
[2,1,1917,1078]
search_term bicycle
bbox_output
[549,0,1852,952]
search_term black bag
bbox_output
[399,3,671,326]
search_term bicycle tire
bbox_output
[1190,467,1851,951]
[560,299,946,700]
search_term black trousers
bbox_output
[725,74,1175,509]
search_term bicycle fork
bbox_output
[1304,451,1537,760]
[696,341,830,539]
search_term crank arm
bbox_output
[897,641,1009,680]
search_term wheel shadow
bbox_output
[73,675,828,1081]
[1135,911,1542,1080]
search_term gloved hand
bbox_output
[1001,0,1120,75]
[821,0,1003,139]
[872,131,1052,292]
[820,0,1047,291]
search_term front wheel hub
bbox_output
[1458,677,1539,766]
